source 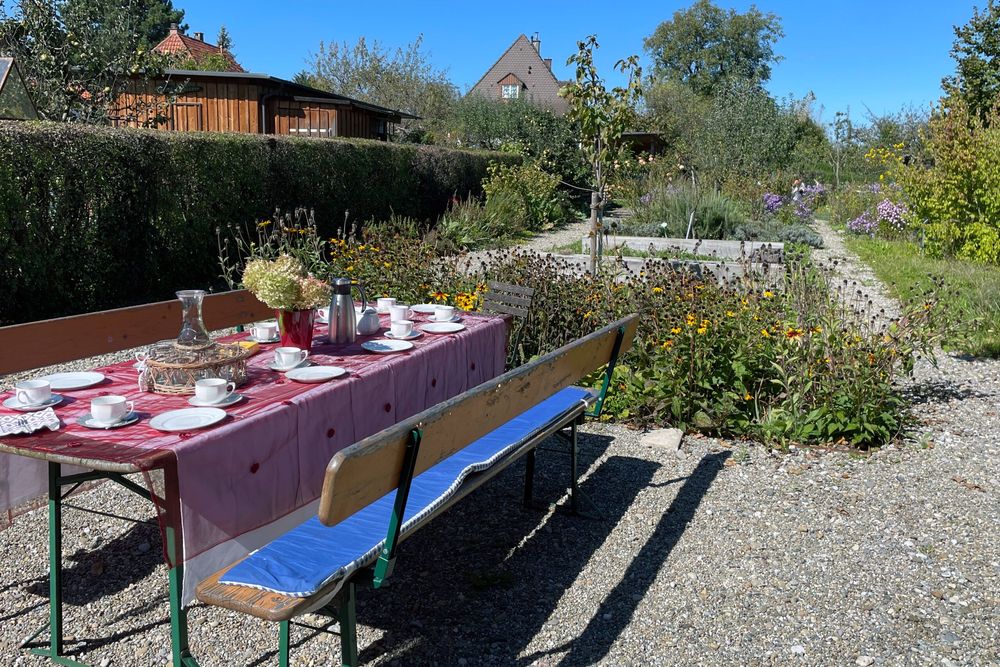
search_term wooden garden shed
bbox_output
[113,70,413,141]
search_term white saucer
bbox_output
[426,315,461,323]
[248,335,280,344]
[410,303,441,314]
[285,366,347,383]
[38,372,106,391]
[77,411,140,429]
[384,330,422,341]
[149,408,227,432]
[421,322,466,334]
[187,393,244,408]
[3,394,64,412]
[361,339,414,354]
[268,360,311,372]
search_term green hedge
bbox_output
[0,121,518,325]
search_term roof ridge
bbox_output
[468,33,530,94]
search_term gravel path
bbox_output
[1,222,997,666]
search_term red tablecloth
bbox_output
[0,311,507,602]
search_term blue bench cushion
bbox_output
[219,386,593,598]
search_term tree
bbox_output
[0,0,174,122]
[444,95,588,188]
[942,0,1000,122]
[215,24,232,52]
[135,0,183,47]
[644,0,783,96]
[560,35,642,274]
[297,35,458,139]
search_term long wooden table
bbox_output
[0,296,507,666]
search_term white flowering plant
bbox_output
[242,255,330,311]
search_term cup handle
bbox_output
[226,382,236,397]
[125,401,134,416]
[299,351,310,363]
[16,390,29,404]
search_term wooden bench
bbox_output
[195,315,638,666]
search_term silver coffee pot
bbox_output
[328,278,368,344]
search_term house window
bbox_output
[501,84,520,99]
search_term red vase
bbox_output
[276,309,316,349]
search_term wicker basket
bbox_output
[139,342,252,395]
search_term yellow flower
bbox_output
[696,327,707,335]
[257,220,271,228]
[726,311,735,317]
[784,327,804,340]
[670,327,682,335]
[431,290,449,302]
[652,286,663,294]
[810,325,822,334]
[760,329,770,338]
[661,339,674,349]
[743,392,753,401]
[583,311,593,319]
[763,290,774,299]
[358,244,367,251]
[345,265,354,272]
[383,261,392,269]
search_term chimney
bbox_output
[193,32,204,42]
[530,32,540,53]
[544,58,552,70]
[169,22,180,34]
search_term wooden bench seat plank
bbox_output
[318,317,638,527]
[198,387,595,621]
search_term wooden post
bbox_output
[589,190,600,276]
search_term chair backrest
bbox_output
[317,314,638,527]
[481,281,534,319]
[0,290,269,375]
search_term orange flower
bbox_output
[784,327,804,340]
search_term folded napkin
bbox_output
[0,408,61,436]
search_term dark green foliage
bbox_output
[732,221,824,248]
[0,121,517,324]
[942,0,1000,123]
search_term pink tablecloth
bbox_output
[0,312,507,600]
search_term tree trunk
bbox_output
[589,190,600,276]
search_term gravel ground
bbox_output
[1,222,997,666]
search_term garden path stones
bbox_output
[641,427,683,452]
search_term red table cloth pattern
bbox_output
[0,312,507,599]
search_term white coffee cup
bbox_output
[15,379,51,406]
[194,378,236,404]
[91,395,133,425]
[252,321,278,340]
[433,305,456,322]
[376,297,396,312]
[274,347,309,369]
[389,304,411,322]
[390,320,413,338]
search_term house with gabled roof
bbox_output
[468,33,569,114]
[153,23,245,73]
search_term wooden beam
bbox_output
[317,315,638,527]
[0,290,270,375]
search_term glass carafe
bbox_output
[176,290,211,348]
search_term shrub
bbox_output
[731,221,824,248]
[0,121,518,324]
[482,162,574,233]
[623,183,747,239]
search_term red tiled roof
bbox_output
[154,28,244,73]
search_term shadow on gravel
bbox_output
[316,431,666,666]
[553,450,729,666]
[903,378,995,406]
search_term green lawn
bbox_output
[846,236,1000,358]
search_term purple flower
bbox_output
[763,193,784,214]
[640,192,653,205]
[794,200,813,223]
[875,199,908,231]
[846,211,878,236]
[865,182,882,194]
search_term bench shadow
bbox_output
[902,378,994,406]
[335,431,700,665]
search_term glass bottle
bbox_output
[175,290,211,348]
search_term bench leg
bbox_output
[278,620,291,667]
[523,448,536,507]
[338,582,359,667]
[570,419,579,515]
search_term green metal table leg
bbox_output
[278,621,291,667]
[165,464,200,667]
[338,583,358,667]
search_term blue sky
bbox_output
[180,0,978,124]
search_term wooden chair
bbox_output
[481,281,535,368]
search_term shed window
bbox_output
[501,84,520,99]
